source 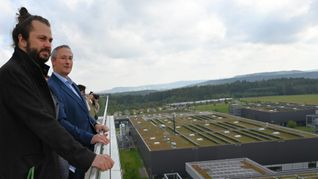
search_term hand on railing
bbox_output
[91,133,110,145]
[95,123,109,133]
[91,154,114,171]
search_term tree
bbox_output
[287,120,297,128]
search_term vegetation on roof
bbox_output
[130,112,318,151]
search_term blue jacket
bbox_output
[48,73,97,149]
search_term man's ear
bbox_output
[18,34,27,49]
[51,58,56,68]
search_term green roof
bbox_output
[130,112,318,151]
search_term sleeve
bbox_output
[57,100,94,146]
[4,70,96,171]
[90,115,98,127]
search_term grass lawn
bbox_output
[241,94,318,105]
[294,126,316,133]
[194,103,230,113]
[120,148,148,179]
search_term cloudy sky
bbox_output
[1,0,318,91]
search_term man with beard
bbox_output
[0,7,114,178]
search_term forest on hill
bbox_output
[105,78,318,113]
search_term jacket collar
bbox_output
[50,73,89,112]
[14,47,50,77]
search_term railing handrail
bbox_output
[101,95,109,126]
[86,95,122,179]
[87,95,109,179]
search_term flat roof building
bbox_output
[186,158,274,179]
[186,158,318,179]
[230,102,318,126]
[128,112,318,177]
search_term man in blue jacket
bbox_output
[48,45,110,179]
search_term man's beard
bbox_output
[26,43,51,64]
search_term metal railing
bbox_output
[85,96,122,179]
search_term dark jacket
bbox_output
[0,48,96,179]
[48,73,97,150]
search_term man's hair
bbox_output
[12,7,50,47]
[93,94,100,99]
[77,84,86,92]
[51,45,71,60]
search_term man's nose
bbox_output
[44,39,52,48]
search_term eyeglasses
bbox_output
[59,56,73,61]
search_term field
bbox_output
[242,94,318,105]
[194,103,230,113]
[295,126,315,133]
[119,148,147,179]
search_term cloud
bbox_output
[217,0,313,43]
[1,0,317,91]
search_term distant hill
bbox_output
[196,70,318,86]
[110,90,156,96]
[100,70,318,94]
[107,78,318,113]
[101,80,206,94]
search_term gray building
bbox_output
[129,112,318,178]
[230,102,317,126]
